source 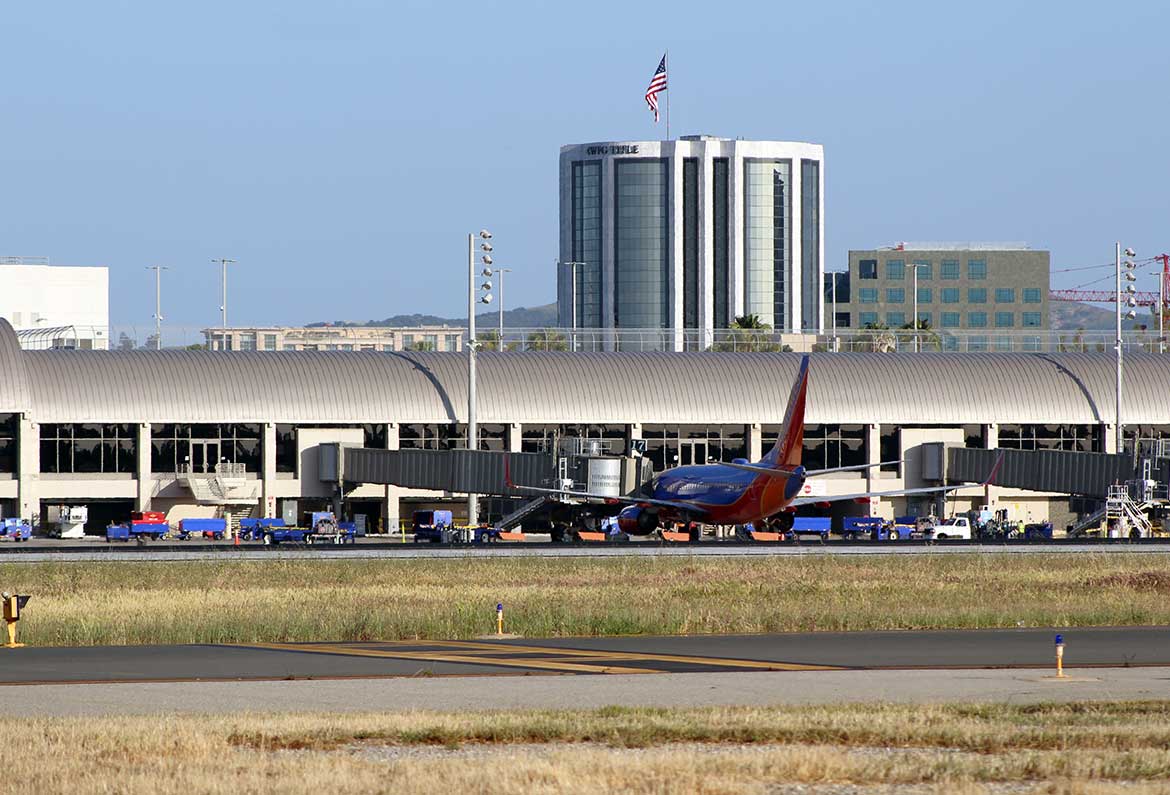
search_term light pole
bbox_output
[468,231,494,526]
[146,266,168,350]
[830,271,838,352]
[212,258,237,332]
[494,267,512,344]
[908,261,925,352]
[1116,243,1137,454]
[558,260,586,350]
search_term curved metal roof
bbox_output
[2,320,1168,426]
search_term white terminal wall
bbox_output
[0,265,109,330]
[558,138,825,334]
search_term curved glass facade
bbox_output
[614,159,668,329]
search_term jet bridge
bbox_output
[942,446,1137,497]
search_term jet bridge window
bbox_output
[0,414,17,474]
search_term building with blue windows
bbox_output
[557,137,825,344]
[833,244,1050,349]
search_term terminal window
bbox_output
[886,288,905,304]
[941,260,960,279]
[968,259,987,279]
[995,288,1016,303]
[879,426,900,473]
[521,424,626,455]
[641,425,747,471]
[150,423,261,474]
[858,259,878,279]
[886,260,905,280]
[941,288,960,304]
[0,414,15,473]
[968,288,987,304]
[1024,288,1042,303]
[399,423,465,451]
[797,424,865,471]
[998,424,1100,453]
[859,288,878,304]
[41,424,136,474]
[941,312,960,328]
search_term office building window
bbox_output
[911,260,932,280]
[423,334,438,350]
[886,312,906,327]
[941,260,960,279]
[41,424,136,474]
[615,158,669,330]
[682,157,699,329]
[1023,288,1042,303]
[916,312,932,327]
[835,312,851,328]
[1022,312,1042,327]
[0,414,15,473]
[968,288,987,304]
[968,259,987,279]
[941,287,960,304]
[886,259,905,280]
[263,334,277,351]
[713,158,730,328]
[886,288,905,304]
[744,159,791,329]
[917,287,932,304]
[995,288,1016,303]
[282,344,297,351]
[995,312,1014,328]
[941,312,960,328]
[401,334,414,349]
[239,333,257,351]
[444,334,461,351]
[943,336,959,351]
[800,159,821,331]
[967,335,988,351]
[570,159,602,328]
[859,311,878,326]
[859,288,878,304]
[858,259,878,279]
[968,312,988,328]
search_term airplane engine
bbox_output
[617,505,659,535]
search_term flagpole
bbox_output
[665,49,670,140]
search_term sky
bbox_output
[2,0,1168,328]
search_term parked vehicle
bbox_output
[0,518,31,542]
[930,516,973,540]
[177,518,227,540]
[106,522,169,542]
[413,510,455,543]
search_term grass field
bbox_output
[3,553,1170,646]
[15,702,1170,794]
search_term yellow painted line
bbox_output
[248,642,655,675]
[416,639,843,671]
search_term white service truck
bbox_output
[930,516,973,540]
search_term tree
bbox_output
[858,322,897,353]
[116,333,135,351]
[140,334,160,350]
[478,329,500,351]
[712,314,784,352]
[899,318,941,351]
[409,340,435,351]
[525,329,568,351]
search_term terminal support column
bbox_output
[747,423,762,462]
[135,423,152,511]
[384,423,400,535]
[16,416,39,523]
[262,423,277,518]
[984,423,999,511]
[507,423,522,452]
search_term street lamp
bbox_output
[494,267,513,344]
[146,265,168,350]
[908,261,926,352]
[558,260,586,350]
[1116,243,1137,454]
[468,230,494,526]
[212,258,237,331]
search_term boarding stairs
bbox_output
[1105,484,1153,538]
[177,463,258,506]
[494,496,552,531]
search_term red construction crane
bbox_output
[1050,254,1170,307]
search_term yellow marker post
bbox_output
[2,592,29,648]
[1055,633,1066,678]
[496,603,504,636]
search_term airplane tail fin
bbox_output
[761,355,809,469]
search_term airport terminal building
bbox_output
[557,137,825,342]
[3,320,1169,533]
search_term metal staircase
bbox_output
[1106,484,1152,538]
[494,496,551,531]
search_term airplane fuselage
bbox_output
[630,462,807,528]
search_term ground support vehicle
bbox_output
[0,519,31,542]
[930,516,973,540]
[238,518,285,541]
[792,517,830,541]
[258,513,355,546]
[177,518,227,541]
[106,522,169,542]
[413,510,455,543]
[1023,522,1054,540]
[50,506,87,539]
[841,517,883,540]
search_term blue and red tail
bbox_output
[760,355,809,469]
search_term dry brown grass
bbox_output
[11,702,1170,795]
[4,553,1170,646]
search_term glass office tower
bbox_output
[559,137,824,347]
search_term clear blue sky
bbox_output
[3,0,1168,327]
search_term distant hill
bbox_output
[1050,300,1153,331]
[308,302,559,329]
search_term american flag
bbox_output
[645,54,667,123]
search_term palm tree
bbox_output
[860,322,897,353]
[900,318,941,351]
[525,328,568,351]
[713,314,784,352]
[477,329,500,351]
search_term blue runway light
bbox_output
[1055,633,1063,645]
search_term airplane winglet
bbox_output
[981,451,1005,487]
